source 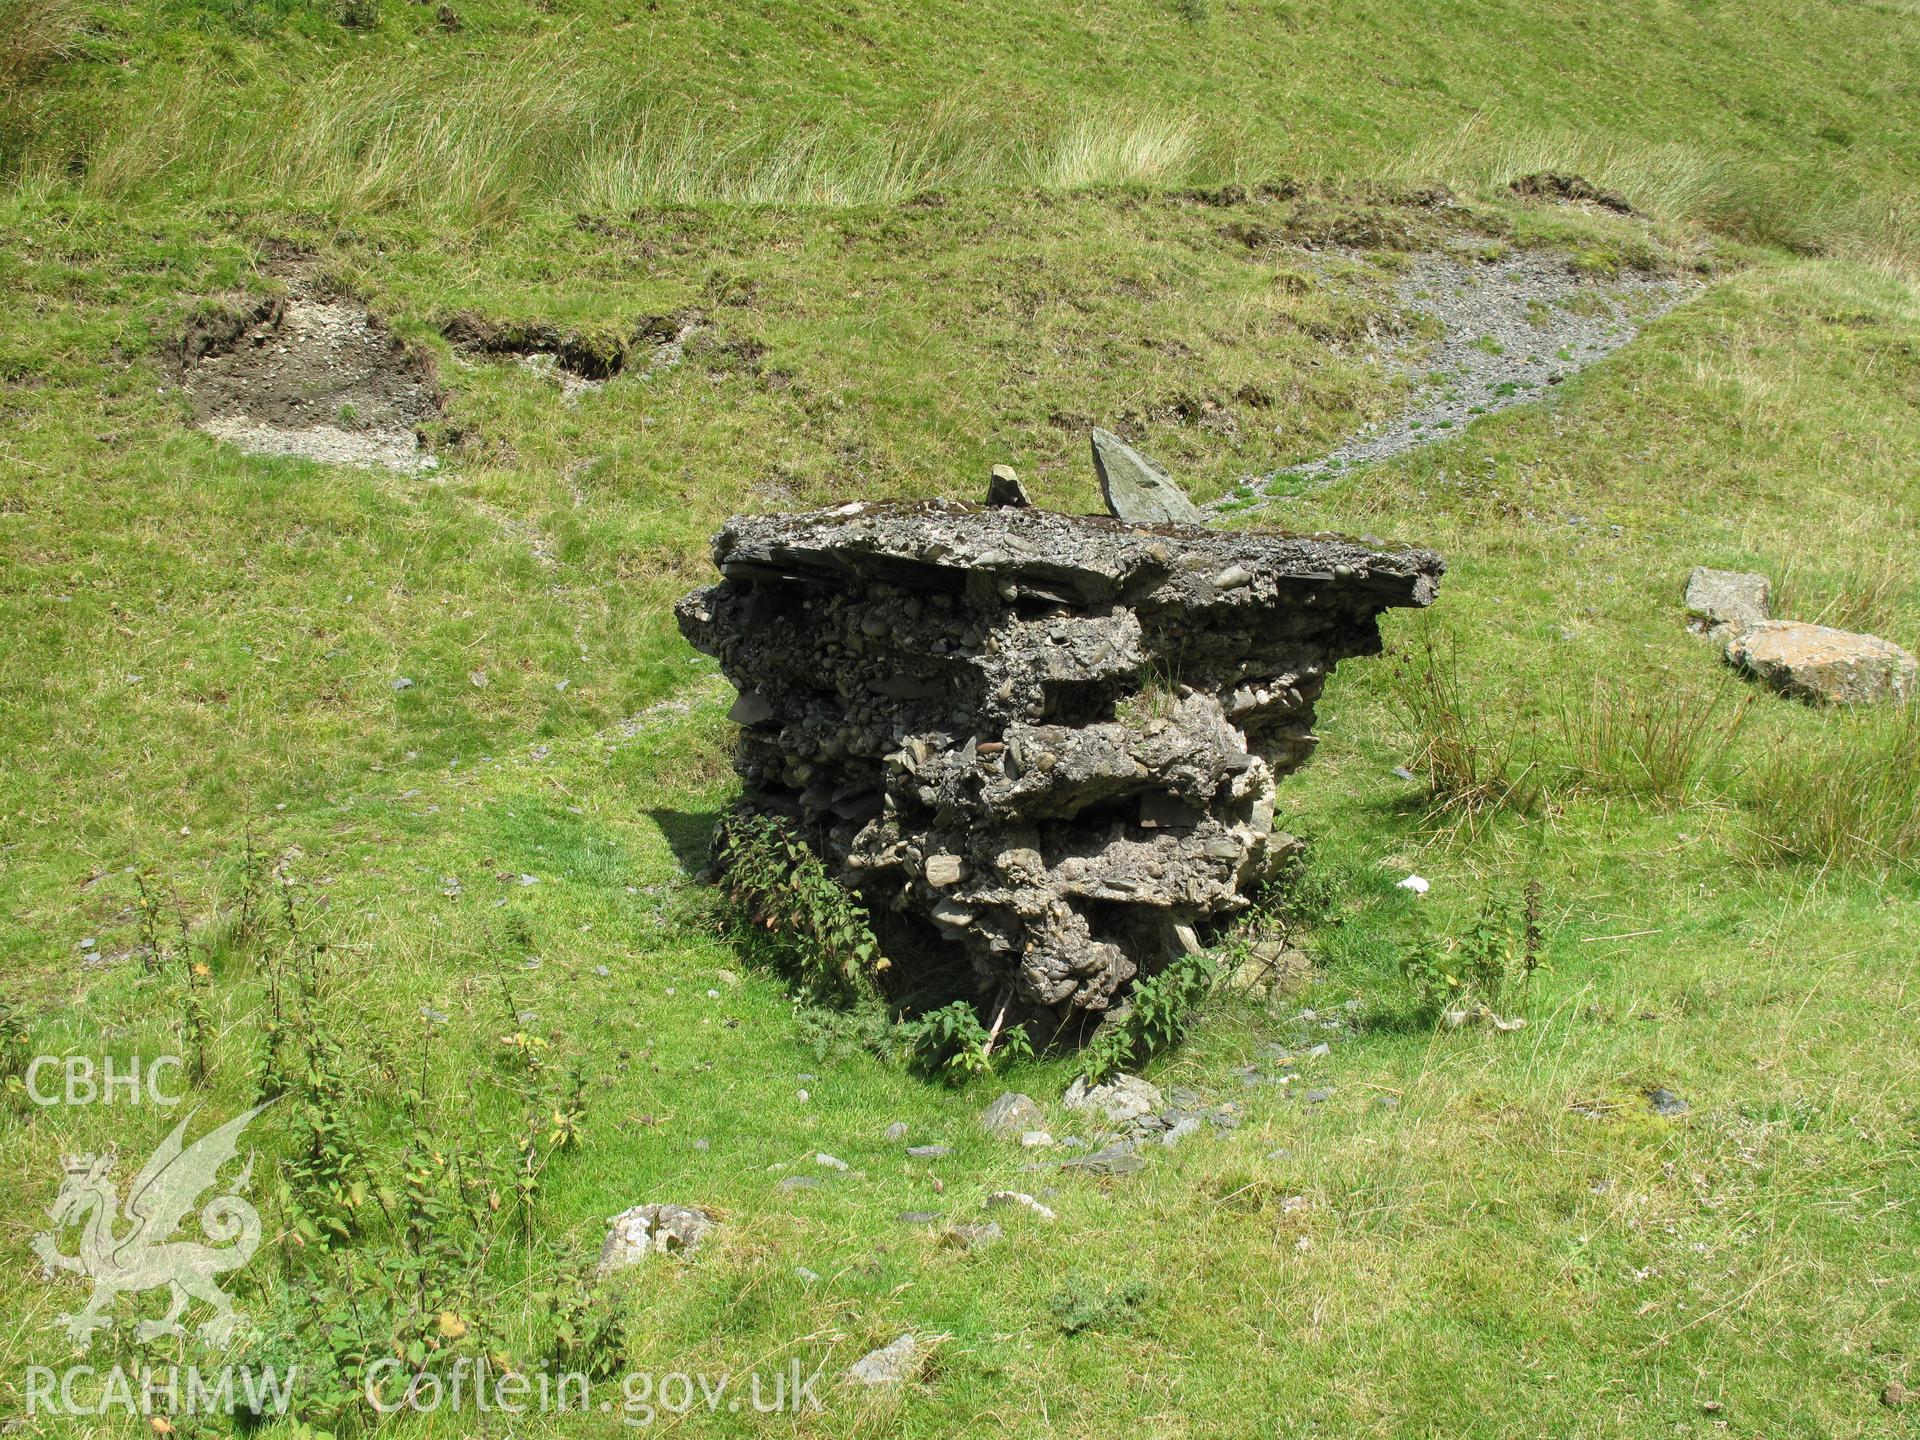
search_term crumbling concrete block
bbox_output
[676,500,1442,1023]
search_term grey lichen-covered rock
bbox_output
[980,1091,1045,1135]
[1090,427,1206,525]
[1728,620,1917,705]
[1684,567,1771,642]
[1063,1073,1163,1126]
[597,1203,717,1273]
[677,499,1442,1023]
[846,1333,924,1387]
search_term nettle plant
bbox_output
[1400,880,1546,1019]
[711,812,887,1001]
[101,847,605,1430]
[899,999,1035,1084]
[1081,950,1219,1083]
[0,986,29,1109]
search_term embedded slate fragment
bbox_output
[676,500,1443,1022]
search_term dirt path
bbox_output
[1226,249,1697,506]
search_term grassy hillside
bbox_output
[6,0,1920,255]
[2,1,1919,1436]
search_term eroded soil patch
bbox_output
[1508,171,1637,216]
[442,309,706,399]
[179,275,443,474]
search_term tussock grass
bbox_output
[20,0,1914,271]
[76,39,1212,217]
[0,0,74,80]
[1392,123,1841,254]
[0,0,81,168]
[1026,110,1202,191]
[1556,676,1750,808]
[85,43,629,219]
[1749,703,1920,873]
[1393,631,1544,829]
[1400,125,1741,226]
[1773,532,1917,636]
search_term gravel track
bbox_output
[1231,249,1697,504]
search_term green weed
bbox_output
[899,998,1034,1083]
[1080,949,1218,1082]
[711,812,886,1003]
[1399,883,1545,1020]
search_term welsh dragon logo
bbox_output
[32,1103,269,1349]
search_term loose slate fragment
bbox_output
[1089,427,1207,526]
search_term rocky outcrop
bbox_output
[1684,567,1771,644]
[1683,566,1914,705]
[677,499,1442,1023]
[1728,621,1917,705]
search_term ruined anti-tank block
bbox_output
[676,500,1443,1023]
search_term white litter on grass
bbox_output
[1397,874,1430,895]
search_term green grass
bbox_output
[4,0,1920,1434]
[1,0,1917,263]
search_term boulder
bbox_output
[597,1203,716,1273]
[1089,427,1206,525]
[846,1333,923,1387]
[980,1091,1045,1135]
[1684,567,1770,642]
[1727,620,1916,705]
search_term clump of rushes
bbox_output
[1394,631,1542,831]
